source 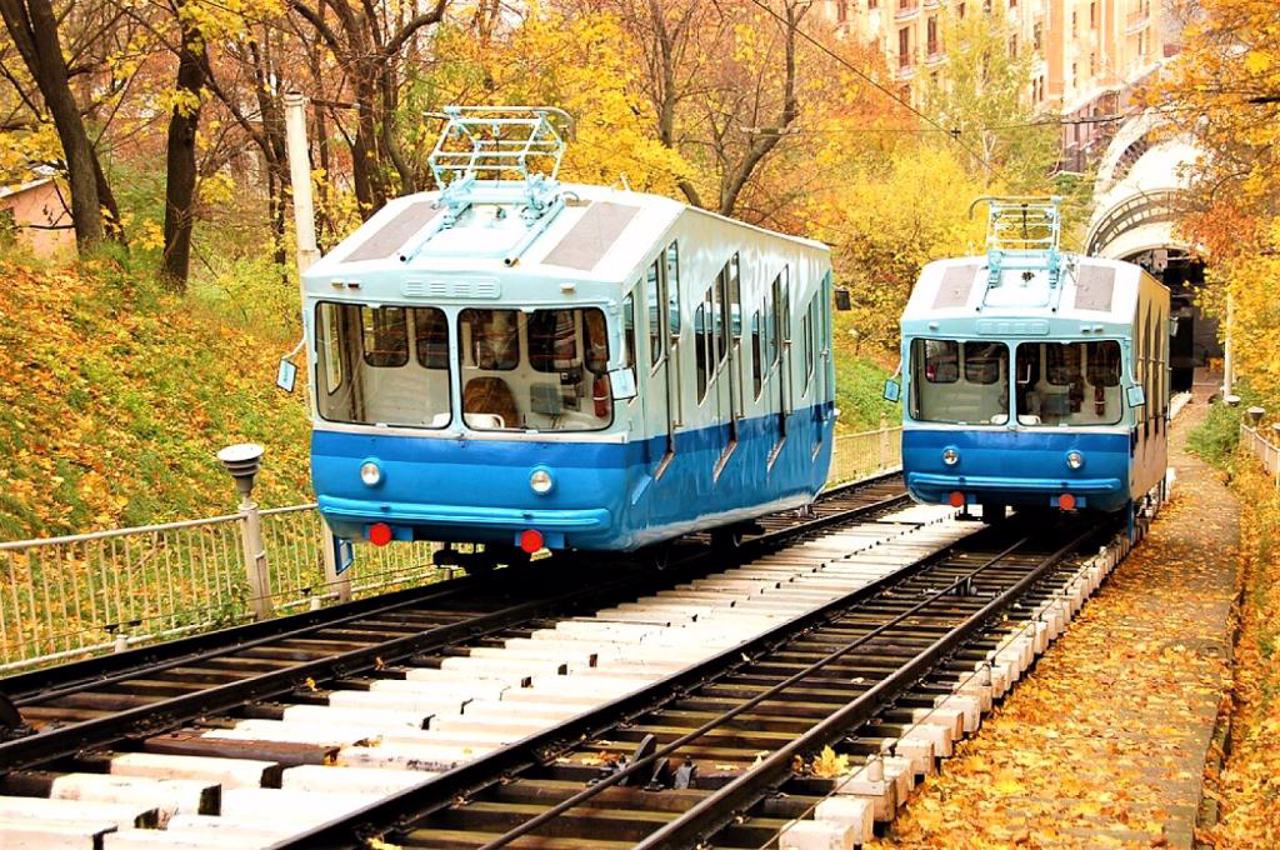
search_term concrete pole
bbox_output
[238,494,274,621]
[283,92,320,276]
[1222,291,1234,399]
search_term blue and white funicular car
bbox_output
[300,107,838,562]
[893,198,1170,521]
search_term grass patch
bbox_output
[1188,400,1243,469]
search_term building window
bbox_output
[868,0,878,9]
[1071,62,1078,89]
[898,27,911,67]
[957,1,964,18]
[927,16,939,55]
[1071,10,1077,36]
[837,0,848,23]
[1033,22,1042,51]
[1089,52,1097,75]
[1009,34,1018,59]
[1090,1,1097,28]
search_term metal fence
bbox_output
[1241,423,1280,485]
[0,504,446,672]
[828,425,902,487]
[0,426,902,672]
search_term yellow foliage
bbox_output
[810,746,851,779]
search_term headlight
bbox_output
[942,448,960,466]
[360,461,382,487]
[1066,450,1084,470]
[530,469,554,495]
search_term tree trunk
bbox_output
[0,0,104,252]
[162,12,206,290]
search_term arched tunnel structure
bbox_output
[1084,110,1219,394]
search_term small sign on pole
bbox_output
[333,537,355,576]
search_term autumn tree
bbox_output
[289,0,448,216]
[1152,0,1280,404]
[0,0,113,252]
[922,2,1057,189]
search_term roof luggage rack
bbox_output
[969,196,1065,290]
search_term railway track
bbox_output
[0,476,1146,850]
[275,513,1125,850]
[0,476,923,839]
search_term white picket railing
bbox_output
[1241,423,1280,485]
[0,425,903,671]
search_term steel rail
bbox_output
[0,474,907,774]
[469,534,1038,850]
[633,527,1102,849]
[267,512,1005,850]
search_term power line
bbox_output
[737,0,1006,180]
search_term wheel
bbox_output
[710,528,744,551]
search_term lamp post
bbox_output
[217,444,273,620]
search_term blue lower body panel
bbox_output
[902,428,1132,513]
[311,405,834,551]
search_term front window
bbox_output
[460,307,613,432]
[315,303,451,428]
[1016,341,1123,425]
[909,339,1009,425]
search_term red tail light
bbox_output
[949,492,966,508]
[520,529,544,554]
[368,522,393,546]
[1059,493,1077,511]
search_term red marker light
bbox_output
[949,491,966,508]
[368,522,393,546]
[520,529,544,554]
[1059,493,1077,511]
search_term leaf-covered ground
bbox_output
[1200,456,1280,847]
[870,396,1240,849]
[0,259,313,538]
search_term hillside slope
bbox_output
[0,259,312,539]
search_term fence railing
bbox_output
[828,425,903,487]
[1241,423,1280,485]
[1,426,903,672]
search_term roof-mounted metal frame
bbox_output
[969,195,1065,291]
[427,106,575,228]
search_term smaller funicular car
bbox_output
[892,198,1170,528]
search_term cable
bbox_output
[736,0,1006,180]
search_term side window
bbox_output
[728,253,742,340]
[666,241,682,340]
[646,260,662,367]
[321,304,343,393]
[924,340,959,383]
[712,266,726,364]
[751,310,763,399]
[622,292,637,369]
[361,306,409,367]
[413,308,449,370]
[695,296,710,401]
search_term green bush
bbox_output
[1188,401,1242,469]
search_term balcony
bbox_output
[895,0,920,22]
[923,0,942,8]
[1125,7,1150,33]
[925,50,946,66]
[894,61,918,81]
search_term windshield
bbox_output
[1015,341,1123,425]
[315,303,452,428]
[459,307,613,432]
[910,339,1010,425]
[313,303,615,432]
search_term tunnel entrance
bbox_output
[1122,248,1217,394]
